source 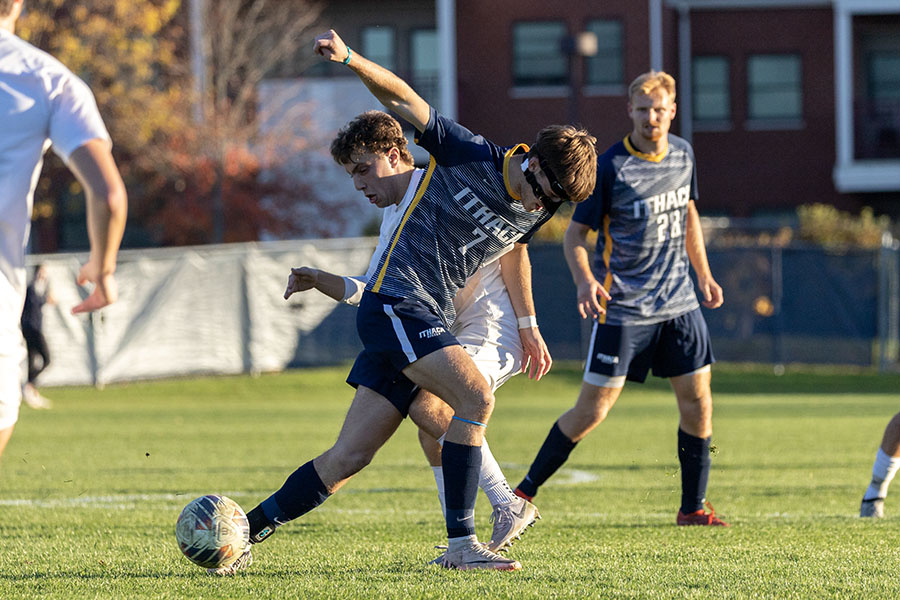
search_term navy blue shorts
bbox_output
[346,291,459,416]
[585,308,714,384]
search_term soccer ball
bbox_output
[175,494,250,569]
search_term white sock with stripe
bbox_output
[432,466,446,517]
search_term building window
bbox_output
[584,20,623,87]
[411,29,439,108]
[692,56,730,122]
[513,21,567,87]
[747,54,803,121]
[362,27,395,72]
[868,51,900,101]
[859,48,900,158]
[585,20,625,85]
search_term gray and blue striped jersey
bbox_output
[366,107,553,327]
[572,134,700,325]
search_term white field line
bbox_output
[0,491,813,520]
[1,468,602,510]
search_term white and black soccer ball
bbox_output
[175,494,250,569]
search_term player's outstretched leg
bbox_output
[214,388,403,575]
[515,383,621,502]
[246,460,332,545]
[514,421,578,502]
[861,412,900,518]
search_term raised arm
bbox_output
[563,220,611,320]
[67,139,127,315]
[313,29,431,133]
[499,243,551,380]
[685,200,723,309]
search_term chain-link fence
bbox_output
[23,230,900,387]
[529,232,900,371]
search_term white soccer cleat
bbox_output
[487,497,540,553]
[206,547,253,576]
[22,385,51,409]
[436,540,521,571]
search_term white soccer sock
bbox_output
[432,466,446,518]
[865,448,900,499]
[478,439,518,507]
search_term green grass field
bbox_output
[2,364,899,599]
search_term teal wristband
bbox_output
[342,47,353,65]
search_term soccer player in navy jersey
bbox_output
[284,110,546,554]
[513,71,730,527]
[218,30,597,574]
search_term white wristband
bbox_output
[517,315,538,329]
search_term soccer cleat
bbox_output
[487,497,541,553]
[860,497,885,518]
[206,547,253,576]
[677,501,730,527]
[22,385,51,409]
[436,541,522,571]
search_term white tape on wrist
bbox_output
[517,315,538,329]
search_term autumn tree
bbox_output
[19,0,330,249]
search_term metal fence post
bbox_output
[772,246,784,373]
[878,233,900,373]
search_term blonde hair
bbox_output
[628,71,676,101]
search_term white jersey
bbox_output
[0,30,110,428]
[341,168,523,390]
[0,30,109,299]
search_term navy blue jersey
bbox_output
[573,135,700,325]
[367,107,553,326]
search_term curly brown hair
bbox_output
[330,111,414,166]
[0,0,15,17]
[529,125,598,203]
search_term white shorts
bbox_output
[452,261,523,391]
[0,272,27,430]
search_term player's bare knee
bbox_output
[463,389,494,423]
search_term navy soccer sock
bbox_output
[678,428,711,514]
[247,460,331,541]
[516,421,577,499]
[442,441,482,539]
